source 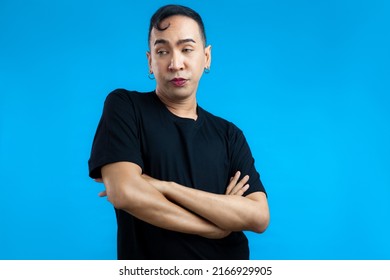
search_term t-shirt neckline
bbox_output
[151,91,204,127]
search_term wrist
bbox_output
[162,181,176,197]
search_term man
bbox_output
[88,4,270,260]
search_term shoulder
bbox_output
[103,89,156,114]
[105,89,153,104]
[200,107,243,137]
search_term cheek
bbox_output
[151,56,168,68]
[192,58,206,77]
[151,59,161,69]
[151,62,165,76]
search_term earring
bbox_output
[148,72,155,80]
[204,67,210,74]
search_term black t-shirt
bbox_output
[88,89,266,259]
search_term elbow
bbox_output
[251,211,270,234]
[106,186,137,211]
[107,191,127,210]
[107,184,146,214]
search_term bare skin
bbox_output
[95,15,270,238]
[142,172,269,233]
[146,15,211,120]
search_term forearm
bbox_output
[162,181,269,233]
[119,181,227,238]
[101,162,229,239]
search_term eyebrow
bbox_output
[154,38,196,46]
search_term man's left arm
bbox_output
[144,171,270,233]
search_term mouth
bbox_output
[170,78,188,87]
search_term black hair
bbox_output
[148,4,207,47]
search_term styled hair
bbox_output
[148,4,207,47]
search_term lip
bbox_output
[170,78,188,87]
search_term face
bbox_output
[147,15,211,101]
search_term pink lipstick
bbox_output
[170,78,187,87]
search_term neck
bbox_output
[155,90,198,120]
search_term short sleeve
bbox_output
[229,125,267,197]
[88,89,144,178]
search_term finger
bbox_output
[98,190,107,197]
[236,175,250,193]
[229,175,250,195]
[226,171,241,194]
[225,171,241,194]
[233,184,250,196]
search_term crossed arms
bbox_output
[98,161,270,239]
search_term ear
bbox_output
[146,51,152,73]
[204,45,212,70]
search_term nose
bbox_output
[168,51,184,71]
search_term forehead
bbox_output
[150,15,203,45]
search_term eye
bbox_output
[183,48,194,53]
[157,50,168,56]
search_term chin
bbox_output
[171,89,195,99]
[167,85,194,96]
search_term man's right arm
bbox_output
[101,161,229,239]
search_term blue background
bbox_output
[1,0,389,259]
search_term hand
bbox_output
[225,171,249,196]
[201,228,231,239]
[93,178,107,197]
